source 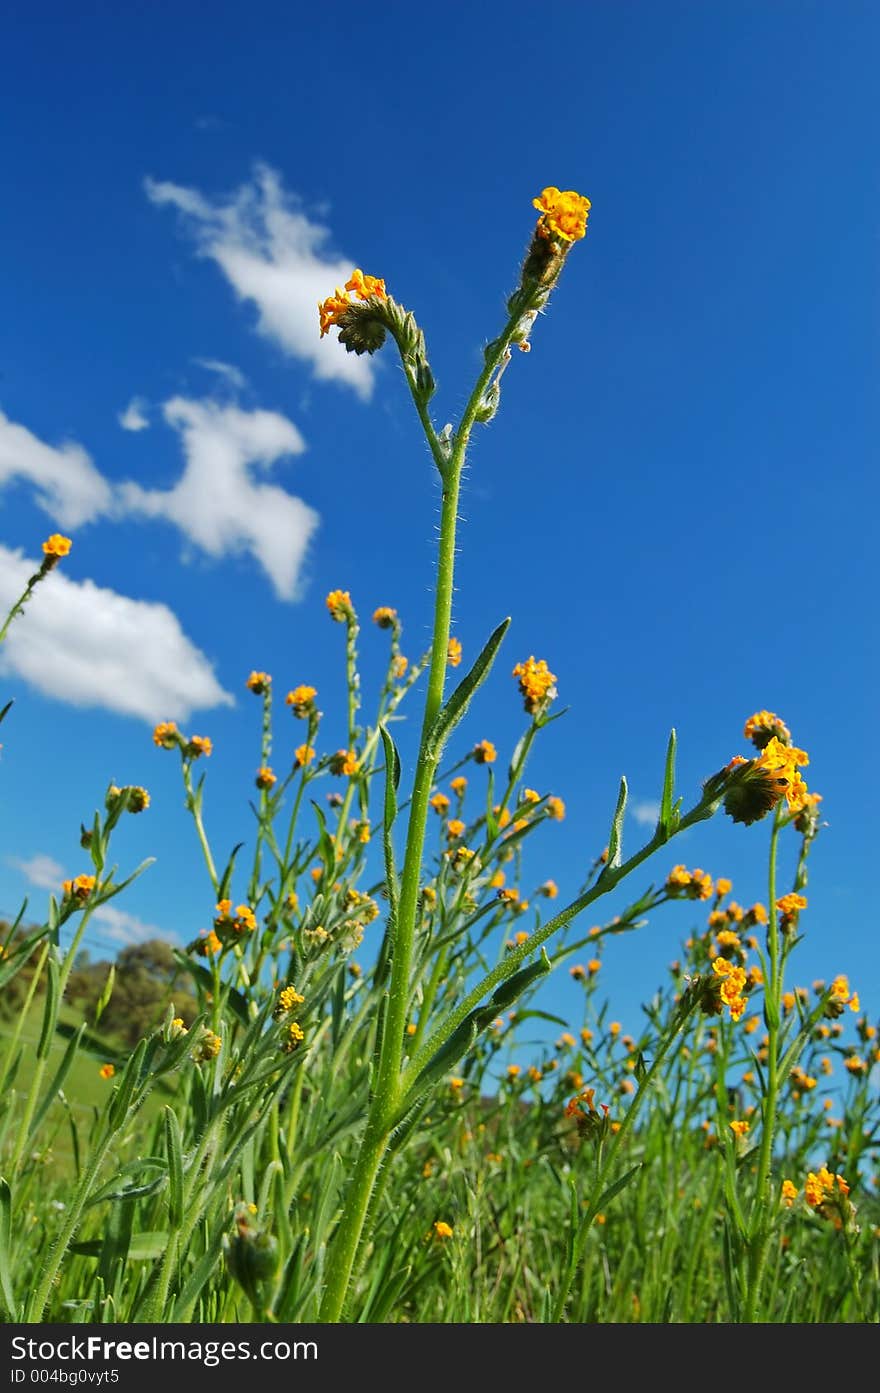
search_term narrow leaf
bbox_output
[427,617,511,759]
[600,776,628,875]
[164,1108,184,1228]
[0,1178,16,1318]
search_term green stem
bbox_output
[183,763,219,894]
[27,1136,112,1319]
[744,804,783,1322]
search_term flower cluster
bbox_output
[666,865,714,901]
[319,270,387,338]
[246,671,271,696]
[533,188,591,243]
[721,734,810,825]
[512,656,557,714]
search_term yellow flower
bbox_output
[514,930,529,945]
[41,533,72,558]
[449,1077,464,1092]
[98,1063,115,1080]
[512,656,557,713]
[507,1064,521,1079]
[447,637,462,668]
[345,269,387,301]
[318,288,351,338]
[715,878,732,897]
[781,1179,798,1207]
[198,929,223,957]
[433,1221,453,1241]
[372,606,397,628]
[532,187,591,243]
[450,776,467,796]
[744,710,792,750]
[62,873,96,902]
[430,792,451,815]
[256,766,277,790]
[546,796,566,821]
[588,959,602,976]
[286,684,317,717]
[570,965,586,981]
[233,905,256,934]
[195,1030,222,1061]
[294,744,316,768]
[729,1120,750,1138]
[186,735,212,759]
[284,1022,305,1051]
[246,671,271,695]
[394,654,409,678]
[540,879,559,899]
[845,1054,867,1075]
[609,1021,621,1037]
[329,749,359,777]
[722,736,810,824]
[278,980,306,1014]
[446,818,466,840]
[325,589,353,621]
[829,974,860,1013]
[472,739,497,764]
[152,720,179,749]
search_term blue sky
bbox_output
[0,2,877,1054]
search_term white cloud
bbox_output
[119,397,318,600]
[6,852,66,891]
[0,409,114,528]
[0,543,234,723]
[119,397,150,432]
[145,164,375,398]
[193,358,248,391]
[629,798,661,828]
[92,904,178,947]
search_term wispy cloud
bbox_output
[0,409,113,528]
[145,164,375,398]
[0,543,234,723]
[193,359,248,391]
[629,798,661,828]
[92,904,178,947]
[118,397,150,432]
[6,852,66,891]
[119,397,318,600]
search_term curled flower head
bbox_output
[325,589,353,622]
[533,187,591,243]
[827,974,860,1017]
[744,710,792,751]
[283,1021,305,1052]
[194,1029,222,1062]
[256,766,277,790]
[286,684,317,718]
[372,606,397,629]
[781,1179,798,1207]
[328,749,359,777]
[512,656,557,714]
[40,533,72,570]
[152,721,180,750]
[447,636,462,668]
[186,735,213,760]
[246,671,271,696]
[665,865,714,901]
[62,873,96,903]
[472,739,497,765]
[776,892,807,932]
[721,737,810,825]
[196,928,223,957]
[319,273,388,353]
[294,744,316,769]
[729,1120,750,1138]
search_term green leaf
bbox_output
[108,1036,148,1131]
[657,728,680,838]
[379,725,401,918]
[595,1162,643,1212]
[0,1178,17,1318]
[426,617,511,760]
[70,1232,169,1261]
[37,952,60,1060]
[164,1108,184,1228]
[218,843,245,903]
[28,1024,85,1141]
[310,801,337,879]
[600,776,628,876]
[94,964,115,1027]
[486,947,551,1014]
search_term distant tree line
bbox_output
[0,926,196,1047]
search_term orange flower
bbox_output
[472,740,497,765]
[533,187,591,242]
[447,637,462,668]
[246,671,271,695]
[41,533,72,558]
